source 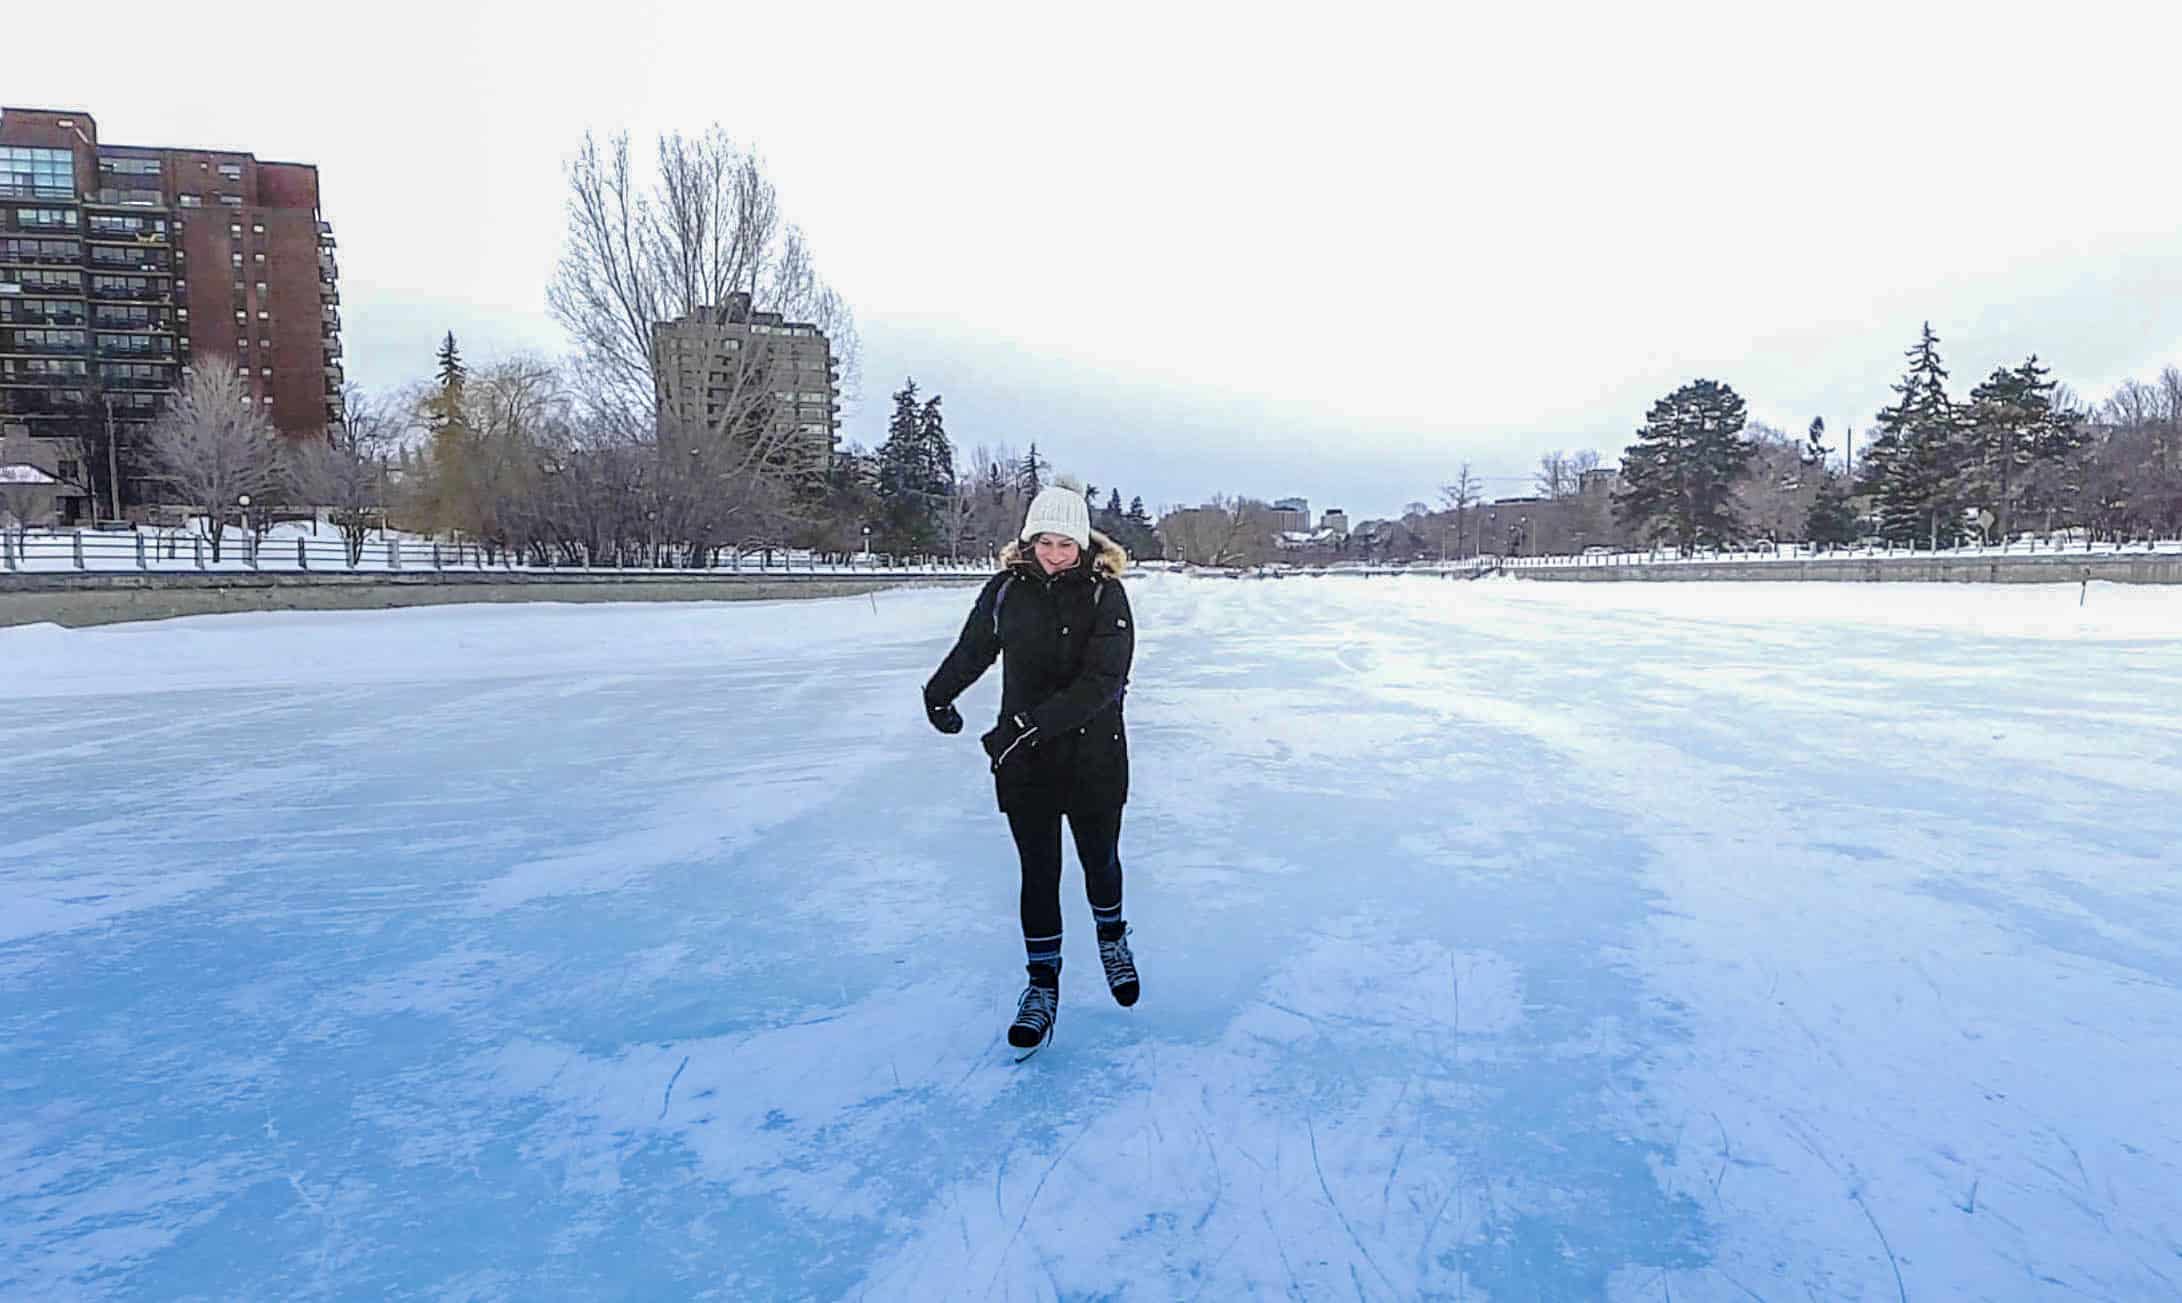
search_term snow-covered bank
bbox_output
[3,578,2178,1298]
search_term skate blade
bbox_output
[1011,1015,1056,1063]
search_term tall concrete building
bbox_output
[1270,496,1311,533]
[653,291,840,478]
[1,106,340,517]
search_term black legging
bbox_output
[1006,807,1125,966]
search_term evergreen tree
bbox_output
[1805,474,1860,548]
[427,332,467,433]
[1613,379,1758,552]
[917,394,955,493]
[436,332,465,393]
[422,333,485,536]
[875,379,942,552]
[1804,417,1827,467]
[1106,488,1124,518]
[1017,442,1050,498]
[917,393,957,549]
[1961,355,2079,542]
[1861,323,1966,548]
[1127,495,1151,526]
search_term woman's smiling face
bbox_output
[1033,534,1081,574]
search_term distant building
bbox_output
[1,106,342,443]
[1270,496,1310,532]
[653,290,841,478]
[1578,468,1620,496]
[1319,508,1348,535]
[0,429,80,525]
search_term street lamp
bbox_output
[861,525,871,564]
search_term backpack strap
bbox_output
[991,573,1016,639]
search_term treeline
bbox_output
[851,378,1162,561]
[1388,326,2182,561]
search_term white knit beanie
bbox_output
[1020,485,1091,550]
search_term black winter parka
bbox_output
[924,531,1135,815]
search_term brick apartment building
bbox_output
[1,106,340,521]
[653,291,841,479]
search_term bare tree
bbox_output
[1731,421,1817,545]
[283,385,399,564]
[0,466,53,530]
[1534,451,1574,500]
[548,127,860,555]
[1440,463,1481,559]
[1157,496,1278,567]
[145,361,279,561]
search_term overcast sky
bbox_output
[15,1,2182,520]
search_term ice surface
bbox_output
[3,577,2179,1299]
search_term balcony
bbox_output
[317,219,336,249]
[89,286,174,304]
[323,338,342,360]
[2,307,87,328]
[1,339,90,357]
[98,374,175,392]
[0,248,83,267]
[85,227,169,246]
[89,190,168,211]
[96,342,177,360]
[2,217,80,237]
[324,362,344,384]
[0,181,76,201]
[318,283,338,305]
[88,252,171,275]
[0,391,90,419]
[92,315,174,333]
[9,276,86,298]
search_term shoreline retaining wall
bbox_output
[0,571,986,629]
[1508,552,2182,585]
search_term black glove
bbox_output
[980,712,1039,770]
[927,701,964,735]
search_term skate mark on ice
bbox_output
[1849,1183,1908,1303]
[1307,1107,1399,1299]
[1379,1075,1416,1232]
[1262,1207,1306,1301]
[1193,1121,1224,1234]
[657,1054,689,1121]
[983,1124,1084,1301]
[1710,1112,1731,1204]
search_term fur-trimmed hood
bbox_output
[998,528,1129,578]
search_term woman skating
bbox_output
[924,484,1139,1056]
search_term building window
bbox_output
[0,146,74,199]
[218,195,242,207]
[98,156,162,177]
[218,164,243,180]
[252,224,265,235]
[253,253,264,263]
[179,194,202,208]
[257,310,270,320]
